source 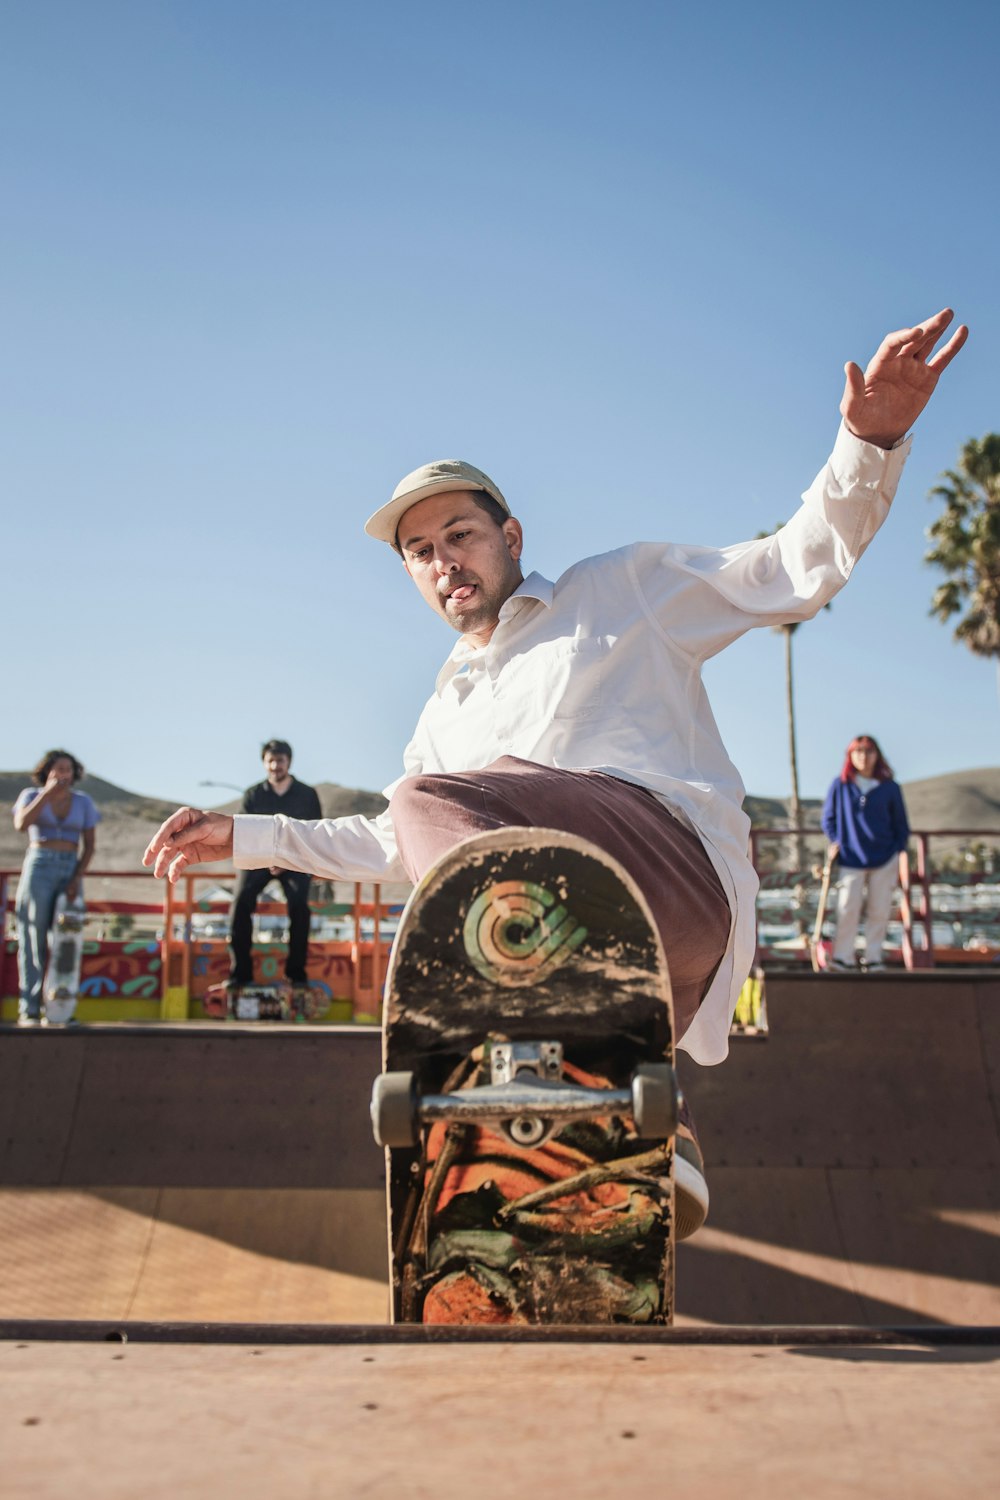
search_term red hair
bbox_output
[840,735,893,783]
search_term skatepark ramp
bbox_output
[1,972,997,1326]
[0,1027,389,1324]
[678,972,1000,1325]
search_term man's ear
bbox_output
[502,516,523,563]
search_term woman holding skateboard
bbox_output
[11,749,100,1025]
[821,735,909,972]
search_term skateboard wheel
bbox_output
[631,1063,677,1139]
[371,1071,418,1148]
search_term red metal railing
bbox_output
[4,825,999,1005]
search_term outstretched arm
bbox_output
[143,808,234,883]
[144,802,408,884]
[840,307,968,450]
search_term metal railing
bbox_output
[749,828,1000,970]
[4,824,999,1012]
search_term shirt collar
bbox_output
[434,570,555,693]
[504,570,554,612]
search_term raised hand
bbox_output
[840,308,968,450]
[142,807,235,883]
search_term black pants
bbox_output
[228,868,313,985]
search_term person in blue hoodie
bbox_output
[821,735,910,972]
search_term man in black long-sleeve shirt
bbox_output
[228,740,322,991]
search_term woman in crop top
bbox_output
[12,749,100,1025]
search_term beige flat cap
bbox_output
[365,459,509,546]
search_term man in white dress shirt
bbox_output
[145,308,966,1236]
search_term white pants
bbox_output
[832,858,899,965]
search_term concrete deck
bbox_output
[3,1329,999,1498]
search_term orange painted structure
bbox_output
[0,868,402,1023]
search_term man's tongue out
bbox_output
[449,585,476,603]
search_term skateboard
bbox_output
[203,981,327,1022]
[809,848,838,972]
[370,828,679,1326]
[44,891,87,1024]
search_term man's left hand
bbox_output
[840,308,968,450]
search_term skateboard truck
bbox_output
[371,1040,678,1151]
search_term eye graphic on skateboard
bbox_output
[462,880,588,986]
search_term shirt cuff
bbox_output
[831,419,911,493]
[233,815,276,869]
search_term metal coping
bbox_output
[0,1022,375,1038]
[2,1320,998,1347]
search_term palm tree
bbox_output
[757,527,822,874]
[778,619,803,861]
[926,435,1000,666]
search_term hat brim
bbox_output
[364,479,507,547]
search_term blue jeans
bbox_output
[14,848,80,1020]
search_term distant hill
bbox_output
[0,771,178,826]
[897,767,1000,831]
[0,772,387,885]
[3,768,998,883]
[210,783,388,821]
[747,768,1000,836]
[743,793,822,828]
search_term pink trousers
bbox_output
[389,757,731,1041]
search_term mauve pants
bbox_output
[389,757,731,1041]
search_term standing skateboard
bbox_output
[809,848,838,972]
[44,891,86,1024]
[370,828,679,1326]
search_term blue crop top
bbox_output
[13,787,101,845]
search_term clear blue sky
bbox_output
[3,0,997,810]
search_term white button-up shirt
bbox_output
[235,424,910,1063]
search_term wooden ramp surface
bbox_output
[0,973,998,1327]
[677,972,1000,1326]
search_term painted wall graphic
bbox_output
[3,938,388,1006]
[79,940,162,998]
[188,941,369,1001]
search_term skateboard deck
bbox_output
[370,828,678,1327]
[810,850,838,972]
[203,981,327,1022]
[43,891,86,1024]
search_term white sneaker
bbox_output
[675,1097,710,1240]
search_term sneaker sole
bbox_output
[675,1150,710,1241]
